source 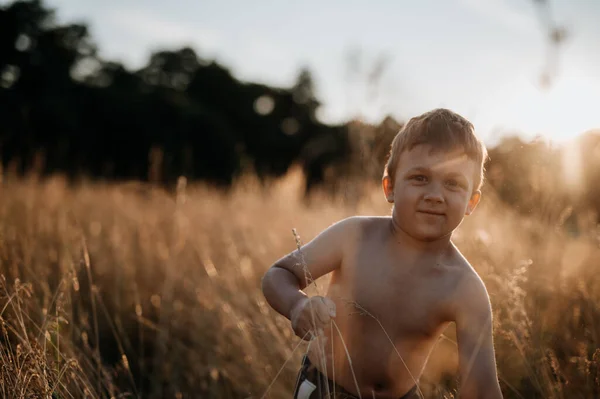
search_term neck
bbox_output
[388,213,454,256]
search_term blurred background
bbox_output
[1,1,600,398]
[1,0,599,195]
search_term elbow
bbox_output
[261,268,278,311]
[261,264,303,298]
[261,266,274,295]
[261,265,285,296]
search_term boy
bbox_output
[261,108,503,399]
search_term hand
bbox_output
[290,296,337,340]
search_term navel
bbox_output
[373,381,386,392]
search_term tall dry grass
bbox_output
[0,167,599,398]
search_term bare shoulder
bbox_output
[350,215,393,236]
[270,215,371,287]
[447,251,493,321]
[324,215,386,239]
[322,215,370,240]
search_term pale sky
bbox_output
[5,0,600,144]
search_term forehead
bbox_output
[396,144,476,176]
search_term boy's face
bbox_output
[382,144,481,242]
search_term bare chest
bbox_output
[337,251,456,338]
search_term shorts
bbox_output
[292,355,422,399]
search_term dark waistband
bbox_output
[300,355,421,399]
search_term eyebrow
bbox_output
[405,167,429,174]
[405,167,468,180]
[444,171,468,180]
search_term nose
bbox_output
[423,184,444,204]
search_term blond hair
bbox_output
[384,108,488,191]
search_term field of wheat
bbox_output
[0,167,599,398]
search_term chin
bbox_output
[417,233,447,242]
[412,227,451,241]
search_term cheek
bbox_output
[394,187,420,205]
[395,181,418,195]
[447,193,470,212]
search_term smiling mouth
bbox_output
[418,210,445,216]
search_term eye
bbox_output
[445,179,465,189]
[410,174,428,183]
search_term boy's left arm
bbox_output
[455,274,503,399]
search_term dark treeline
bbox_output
[2,0,600,225]
[0,0,350,190]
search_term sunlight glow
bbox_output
[499,76,600,143]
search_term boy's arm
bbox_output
[455,274,503,399]
[261,217,358,321]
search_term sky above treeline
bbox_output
[6,0,600,144]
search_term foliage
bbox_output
[0,173,599,398]
[0,0,348,189]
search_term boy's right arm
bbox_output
[261,217,358,338]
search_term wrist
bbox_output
[289,295,309,322]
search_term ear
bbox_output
[382,175,394,203]
[465,190,481,215]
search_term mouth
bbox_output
[417,210,445,216]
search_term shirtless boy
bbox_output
[261,108,503,399]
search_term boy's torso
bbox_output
[307,216,473,398]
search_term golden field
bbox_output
[0,168,599,398]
